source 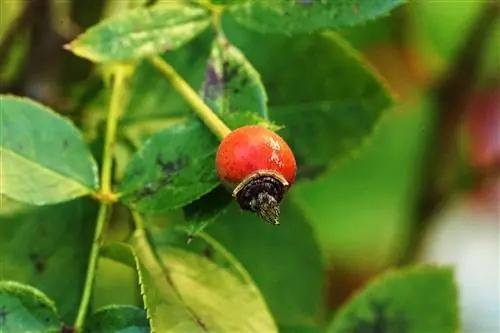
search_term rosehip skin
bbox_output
[215,125,297,225]
[216,125,297,187]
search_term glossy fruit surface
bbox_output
[215,125,297,186]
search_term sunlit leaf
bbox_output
[207,197,324,329]
[66,3,211,63]
[130,231,278,333]
[0,95,99,205]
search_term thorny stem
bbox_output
[149,55,231,140]
[74,67,127,331]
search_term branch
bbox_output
[397,1,500,265]
[74,67,127,332]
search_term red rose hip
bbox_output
[216,125,297,225]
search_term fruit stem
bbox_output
[74,66,127,332]
[149,55,231,140]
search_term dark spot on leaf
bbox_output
[240,77,249,88]
[29,252,45,274]
[203,246,214,259]
[155,154,187,175]
[39,301,47,308]
[232,88,241,94]
[222,61,239,84]
[132,182,157,201]
[203,62,223,101]
[159,176,172,186]
[0,306,8,326]
[346,298,408,333]
[62,139,69,149]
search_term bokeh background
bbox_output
[1,1,498,332]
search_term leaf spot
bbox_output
[29,251,45,274]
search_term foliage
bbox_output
[1,0,476,332]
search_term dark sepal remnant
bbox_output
[235,175,286,225]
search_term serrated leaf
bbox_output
[0,198,98,322]
[118,113,278,213]
[0,281,61,333]
[183,185,233,236]
[85,305,150,333]
[207,196,324,329]
[0,95,98,205]
[227,0,406,34]
[222,22,394,179]
[201,37,268,117]
[327,266,459,333]
[130,231,278,333]
[66,3,211,63]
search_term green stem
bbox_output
[130,209,145,231]
[74,66,127,331]
[149,55,231,140]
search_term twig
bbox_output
[74,67,127,332]
[149,55,232,140]
[397,1,500,265]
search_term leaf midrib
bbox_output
[0,147,94,193]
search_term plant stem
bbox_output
[74,66,127,331]
[149,55,231,140]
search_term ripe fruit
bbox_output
[216,125,297,225]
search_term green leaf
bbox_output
[183,185,233,237]
[327,266,459,333]
[130,231,278,333]
[207,196,324,329]
[227,0,406,34]
[0,198,98,322]
[201,37,268,118]
[0,95,98,205]
[222,22,395,179]
[85,305,150,333]
[66,3,211,63]
[0,281,61,333]
[118,113,278,213]
[122,30,214,124]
